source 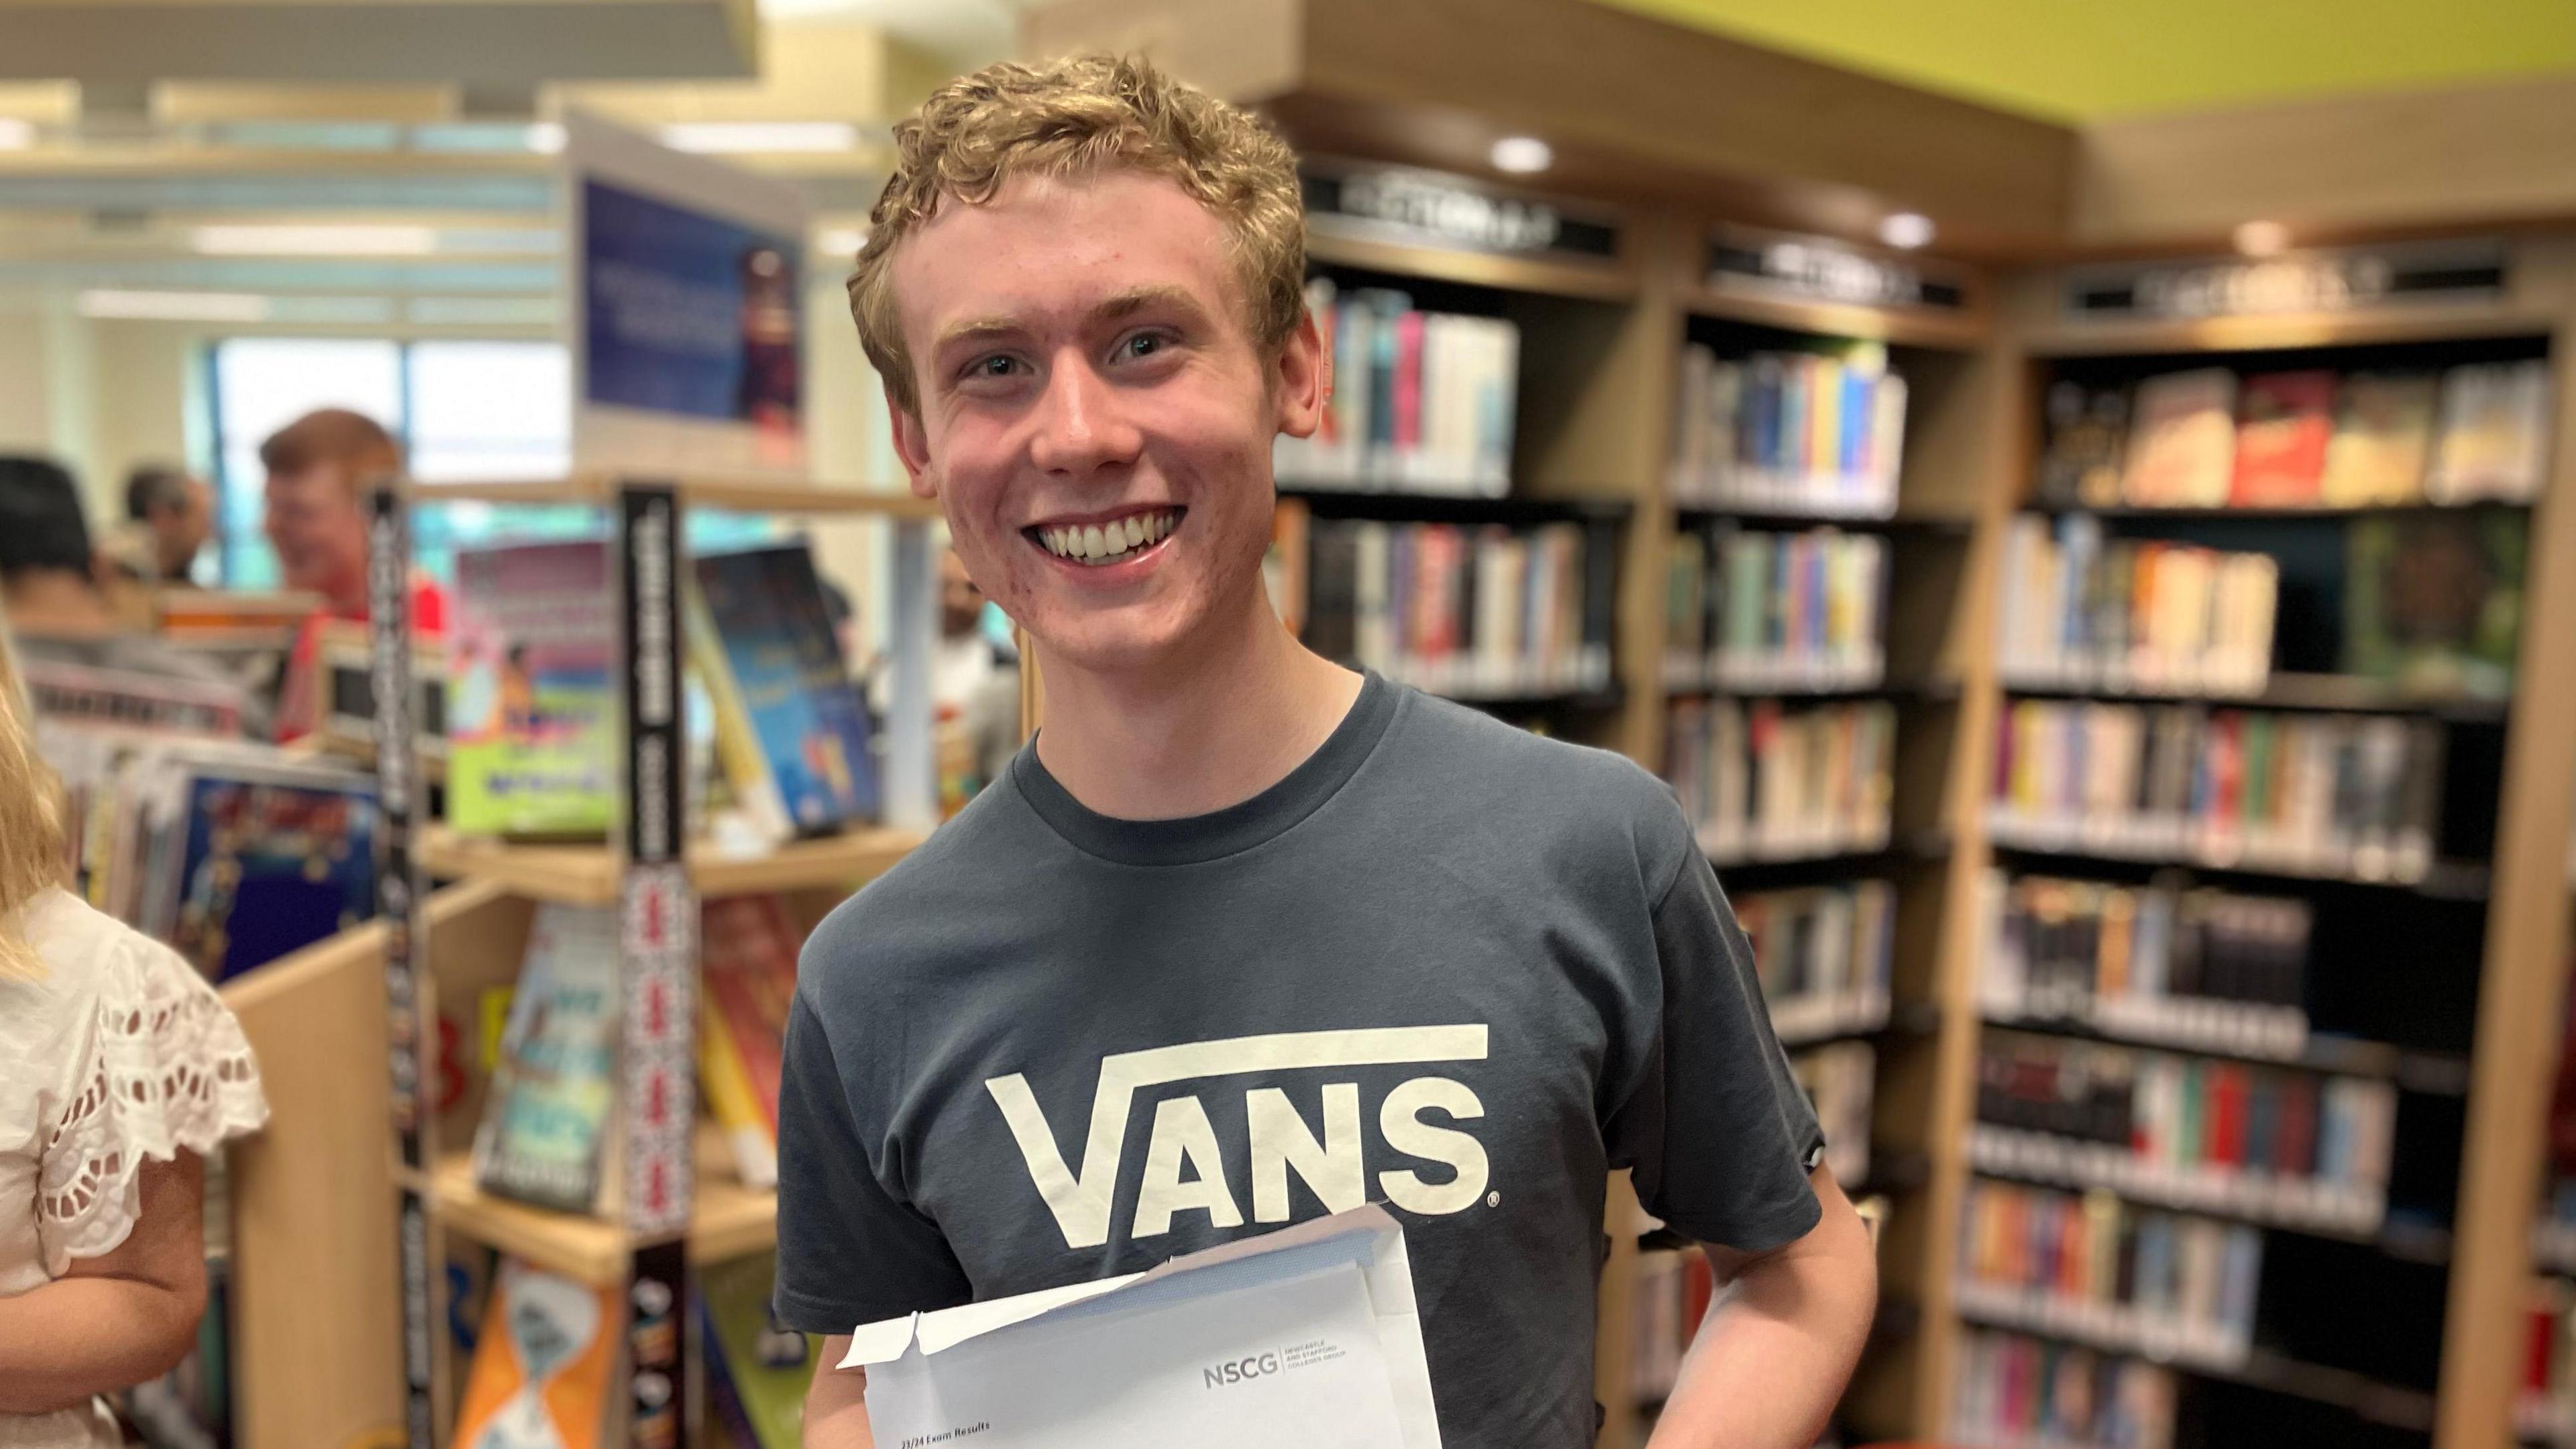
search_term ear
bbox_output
[1271,306,1328,441]
[886,382,936,500]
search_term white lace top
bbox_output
[0,889,270,1447]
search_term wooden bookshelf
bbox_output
[417,824,926,905]
[419,1132,778,1287]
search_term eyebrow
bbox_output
[930,286,1211,356]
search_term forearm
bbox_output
[1645,1177,1878,1449]
[804,1340,875,1448]
[0,1276,200,1415]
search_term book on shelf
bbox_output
[689,541,882,842]
[1668,343,1907,517]
[447,1260,617,1449]
[19,657,254,740]
[2426,359,2552,506]
[1664,698,1895,863]
[1989,700,2444,884]
[319,621,448,763]
[1627,1247,1716,1403]
[1998,513,2278,696]
[2035,379,2131,511]
[698,896,804,1191]
[1790,1040,1874,1187]
[1274,276,1519,496]
[1736,880,1896,1044]
[2343,507,2526,702]
[446,539,617,837]
[2526,1278,2576,1441]
[2120,369,2238,508]
[1662,523,1886,692]
[1951,1326,2176,1449]
[163,756,378,983]
[701,1252,814,1449]
[2229,370,2337,507]
[1978,869,2312,1058]
[1959,1176,2262,1370]
[472,902,621,1214]
[1974,1028,2396,1230]
[1265,496,1311,636]
[1300,517,1612,698]
[2320,372,2441,506]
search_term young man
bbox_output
[257,409,445,738]
[776,54,1878,1449]
[106,464,213,587]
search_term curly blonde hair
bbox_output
[0,631,65,979]
[848,52,1307,415]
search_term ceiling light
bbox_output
[1877,213,1935,250]
[816,227,868,258]
[661,121,859,155]
[2234,220,2292,258]
[0,119,32,150]
[191,224,440,256]
[1489,136,1553,175]
[78,288,271,323]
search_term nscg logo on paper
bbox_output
[1202,1353,1282,1389]
[985,1025,1492,1250]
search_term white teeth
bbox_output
[1081,525,1105,558]
[1124,516,1146,547]
[1036,511,1176,564]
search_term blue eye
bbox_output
[1122,332,1168,359]
[973,356,1018,377]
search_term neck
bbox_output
[1,574,114,636]
[1030,587,1362,820]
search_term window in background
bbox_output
[207,337,774,587]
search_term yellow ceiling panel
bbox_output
[1591,0,2576,121]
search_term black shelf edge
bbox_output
[1978,1016,2473,1096]
[2000,671,2510,724]
[1673,504,1975,535]
[1277,485,1631,525]
[1952,1311,2438,1434]
[2018,498,2530,523]
[1668,674,1964,705]
[1984,837,2493,900]
[1705,829,1952,885]
[1430,684,1627,713]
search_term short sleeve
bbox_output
[1603,848,1825,1254]
[40,930,269,1275]
[773,987,972,1333]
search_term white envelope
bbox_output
[838,1205,1444,1449]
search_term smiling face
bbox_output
[885,169,1322,680]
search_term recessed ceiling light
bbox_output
[2234,220,2292,258]
[77,288,271,323]
[192,224,440,256]
[1878,213,1935,250]
[661,121,859,154]
[0,119,33,150]
[1489,136,1553,175]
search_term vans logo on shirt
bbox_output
[983,1025,1491,1249]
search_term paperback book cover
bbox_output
[700,1252,814,1449]
[472,904,621,1213]
[2121,370,2238,507]
[2345,508,2527,700]
[447,1260,617,1449]
[2427,360,2553,505]
[168,762,378,982]
[2229,371,2336,506]
[2035,380,2129,509]
[447,540,616,837]
[2320,372,2438,505]
[693,543,881,836]
[699,895,804,1189]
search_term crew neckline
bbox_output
[1012,671,1399,867]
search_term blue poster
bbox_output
[582,178,803,432]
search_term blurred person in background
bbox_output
[259,408,446,739]
[0,457,262,732]
[0,616,268,1447]
[102,466,212,589]
[934,547,1020,804]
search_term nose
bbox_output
[1027,354,1142,478]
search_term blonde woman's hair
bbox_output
[848,52,1307,416]
[0,630,64,979]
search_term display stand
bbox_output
[363,473,941,1448]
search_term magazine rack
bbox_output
[363,473,944,1449]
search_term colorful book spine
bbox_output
[1957,1177,2262,1371]
[1663,525,1886,692]
[1950,1326,2176,1449]
[1988,702,2441,884]
[1972,1029,2394,1233]
[1735,880,1897,1045]
[1273,276,1520,496]
[1668,343,1907,517]
[1299,518,1611,698]
[1792,1040,1874,1187]
[1998,514,2278,696]
[1666,698,1895,863]
[1627,1247,1717,1403]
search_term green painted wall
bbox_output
[1590,0,2576,120]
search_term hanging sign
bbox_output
[2063,239,2509,321]
[1704,227,1970,311]
[1301,163,1621,262]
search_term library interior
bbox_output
[2,1,2575,1447]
